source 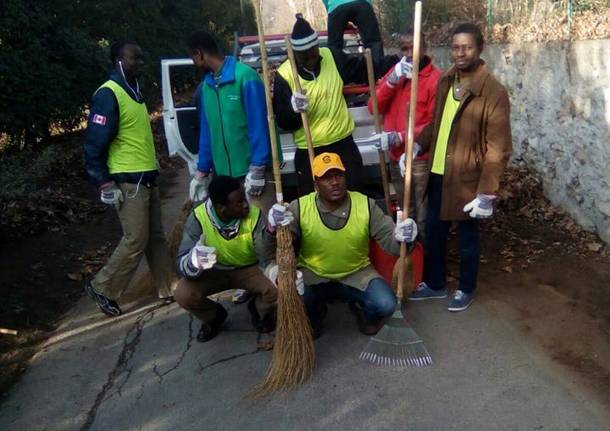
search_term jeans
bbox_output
[327,1,383,70]
[303,277,396,323]
[423,174,480,293]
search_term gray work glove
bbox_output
[290,90,308,113]
[394,210,418,243]
[463,194,496,219]
[100,182,124,210]
[264,262,304,295]
[362,131,402,152]
[398,143,423,177]
[267,203,294,232]
[189,171,211,202]
[189,241,217,270]
[388,56,413,86]
[245,165,266,197]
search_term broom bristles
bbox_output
[249,226,315,398]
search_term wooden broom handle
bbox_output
[285,36,316,183]
[397,0,422,301]
[365,48,392,215]
[254,0,284,203]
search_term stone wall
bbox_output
[429,40,610,242]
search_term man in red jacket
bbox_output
[368,30,441,240]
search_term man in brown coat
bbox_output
[402,23,512,311]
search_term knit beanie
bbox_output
[290,13,319,51]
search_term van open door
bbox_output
[161,58,200,174]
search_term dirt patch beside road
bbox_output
[473,219,610,414]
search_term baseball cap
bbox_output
[312,152,346,178]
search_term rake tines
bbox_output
[359,308,432,368]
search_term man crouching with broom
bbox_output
[265,153,417,338]
[174,176,278,342]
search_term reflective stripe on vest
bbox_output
[194,203,260,267]
[97,80,157,174]
[277,48,354,149]
[298,191,370,279]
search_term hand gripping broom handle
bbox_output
[397,0,422,302]
[365,48,392,215]
[254,0,284,203]
[285,37,316,183]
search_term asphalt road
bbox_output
[1,168,608,431]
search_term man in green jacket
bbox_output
[187,30,274,212]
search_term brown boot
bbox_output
[348,302,386,335]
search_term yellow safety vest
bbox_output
[298,191,370,279]
[97,80,157,174]
[277,47,354,148]
[431,86,461,175]
[194,203,260,267]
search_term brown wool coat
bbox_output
[418,61,513,221]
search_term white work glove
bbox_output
[264,263,304,295]
[189,172,211,202]
[362,131,402,152]
[388,56,413,85]
[398,143,423,177]
[267,203,294,231]
[100,182,124,209]
[463,194,496,219]
[290,90,308,113]
[189,241,217,270]
[394,210,418,243]
[245,165,266,197]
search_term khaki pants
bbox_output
[390,158,429,241]
[92,183,173,300]
[174,266,277,323]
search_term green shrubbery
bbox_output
[0,0,253,149]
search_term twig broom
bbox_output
[360,0,432,368]
[250,0,315,397]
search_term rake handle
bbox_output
[397,0,423,302]
[365,48,392,215]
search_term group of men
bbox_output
[83,2,512,344]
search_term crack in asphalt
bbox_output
[196,349,262,373]
[79,304,161,431]
[152,315,195,382]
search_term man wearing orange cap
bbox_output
[266,152,417,338]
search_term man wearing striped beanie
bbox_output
[274,14,397,195]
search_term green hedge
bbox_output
[0,0,254,149]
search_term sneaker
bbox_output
[84,282,122,317]
[448,290,474,312]
[197,303,228,342]
[247,297,276,333]
[231,289,253,304]
[407,282,448,301]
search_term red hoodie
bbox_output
[368,56,441,161]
